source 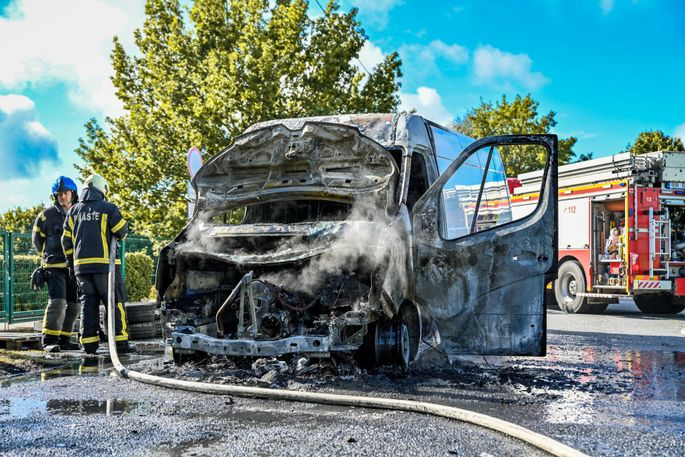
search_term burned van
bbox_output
[156,114,558,368]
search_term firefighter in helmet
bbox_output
[61,174,131,354]
[32,176,81,352]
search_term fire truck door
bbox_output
[412,135,558,356]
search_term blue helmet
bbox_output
[51,176,78,203]
[52,176,78,194]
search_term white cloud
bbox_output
[0,94,59,179]
[401,40,468,68]
[426,40,469,64]
[600,0,615,14]
[0,93,35,114]
[473,45,550,90]
[347,0,403,28]
[26,120,51,137]
[675,122,685,144]
[358,41,386,71]
[399,87,454,126]
[0,0,144,116]
[564,130,598,140]
[399,40,469,84]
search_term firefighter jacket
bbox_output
[62,187,128,275]
[32,204,69,268]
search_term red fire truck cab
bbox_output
[512,151,685,314]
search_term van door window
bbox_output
[440,145,518,240]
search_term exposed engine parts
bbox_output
[168,271,386,363]
[217,272,370,343]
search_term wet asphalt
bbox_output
[1,299,683,456]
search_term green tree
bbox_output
[0,205,45,233]
[624,130,685,155]
[453,94,577,176]
[574,152,594,162]
[76,0,402,240]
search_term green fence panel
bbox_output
[0,230,160,324]
[11,233,48,323]
[1,231,7,323]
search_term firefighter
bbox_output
[605,227,620,258]
[61,174,132,354]
[32,176,81,352]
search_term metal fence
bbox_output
[0,231,156,325]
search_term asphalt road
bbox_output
[1,300,683,456]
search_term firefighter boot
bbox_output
[59,335,81,351]
[116,341,137,354]
[59,300,82,350]
[41,298,67,349]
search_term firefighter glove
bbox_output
[30,267,47,290]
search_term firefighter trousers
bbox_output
[75,273,128,354]
[41,269,80,347]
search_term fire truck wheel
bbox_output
[555,261,594,314]
[635,294,685,314]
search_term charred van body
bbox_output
[156,114,559,368]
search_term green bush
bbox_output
[125,250,154,302]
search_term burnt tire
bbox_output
[125,302,155,324]
[635,293,685,314]
[373,319,410,370]
[128,321,157,340]
[555,261,601,314]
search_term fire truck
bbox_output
[511,151,685,315]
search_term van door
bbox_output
[412,134,558,356]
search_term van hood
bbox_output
[193,122,399,212]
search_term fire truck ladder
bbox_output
[649,207,671,277]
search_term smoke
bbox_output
[179,211,230,254]
[175,197,404,294]
[259,197,402,293]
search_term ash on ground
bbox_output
[129,345,634,405]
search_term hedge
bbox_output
[125,250,154,302]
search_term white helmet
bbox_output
[83,173,109,196]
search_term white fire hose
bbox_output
[106,240,587,457]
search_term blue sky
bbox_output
[1,0,684,211]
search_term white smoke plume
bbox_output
[176,197,403,295]
[259,197,402,293]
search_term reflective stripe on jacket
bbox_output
[62,187,128,274]
[32,204,68,268]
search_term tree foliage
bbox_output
[76,0,402,240]
[453,94,577,176]
[624,130,685,155]
[574,152,594,162]
[0,204,44,233]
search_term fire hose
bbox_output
[105,240,587,457]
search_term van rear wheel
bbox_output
[635,293,685,314]
[555,261,602,314]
